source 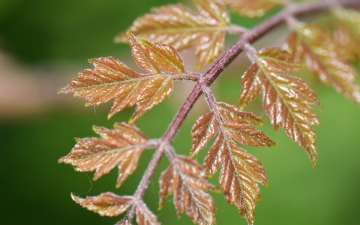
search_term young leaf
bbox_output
[71,192,133,216]
[59,123,148,187]
[215,0,280,18]
[284,23,360,105]
[115,0,230,70]
[239,47,320,166]
[59,33,186,122]
[159,155,217,225]
[191,101,273,224]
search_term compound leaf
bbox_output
[71,192,133,217]
[59,33,185,121]
[159,155,217,225]
[59,123,148,187]
[284,23,360,105]
[239,47,320,166]
[115,0,230,70]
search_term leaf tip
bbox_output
[256,119,265,126]
[58,156,65,164]
[214,187,222,193]
[237,102,246,111]
[70,193,82,204]
[268,141,276,147]
[128,114,139,124]
[114,30,129,43]
[91,125,99,132]
[312,158,318,168]
[57,88,65,95]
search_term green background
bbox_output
[1,0,360,225]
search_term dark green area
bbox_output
[0,0,179,64]
[1,0,360,224]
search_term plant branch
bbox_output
[128,0,360,213]
[164,0,360,143]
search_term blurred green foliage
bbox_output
[1,0,360,225]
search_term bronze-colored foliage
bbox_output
[159,155,217,225]
[215,0,280,18]
[239,47,320,166]
[59,123,148,187]
[284,23,360,105]
[191,101,274,224]
[59,33,186,122]
[115,0,230,70]
[71,192,133,216]
[60,1,360,225]
[333,8,360,62]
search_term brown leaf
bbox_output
[60,33,185,121]
[215,0,280,18]
[135,201,160,225]
[71,192,133,216]
[115,0,230,70]
[59,123,148,187]
[203,136,267,225]
[59,56,174,122]
[284,23,360,105]
[239,47,320,166]
[159,155,217,225]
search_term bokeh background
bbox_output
[1,0,360,224]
